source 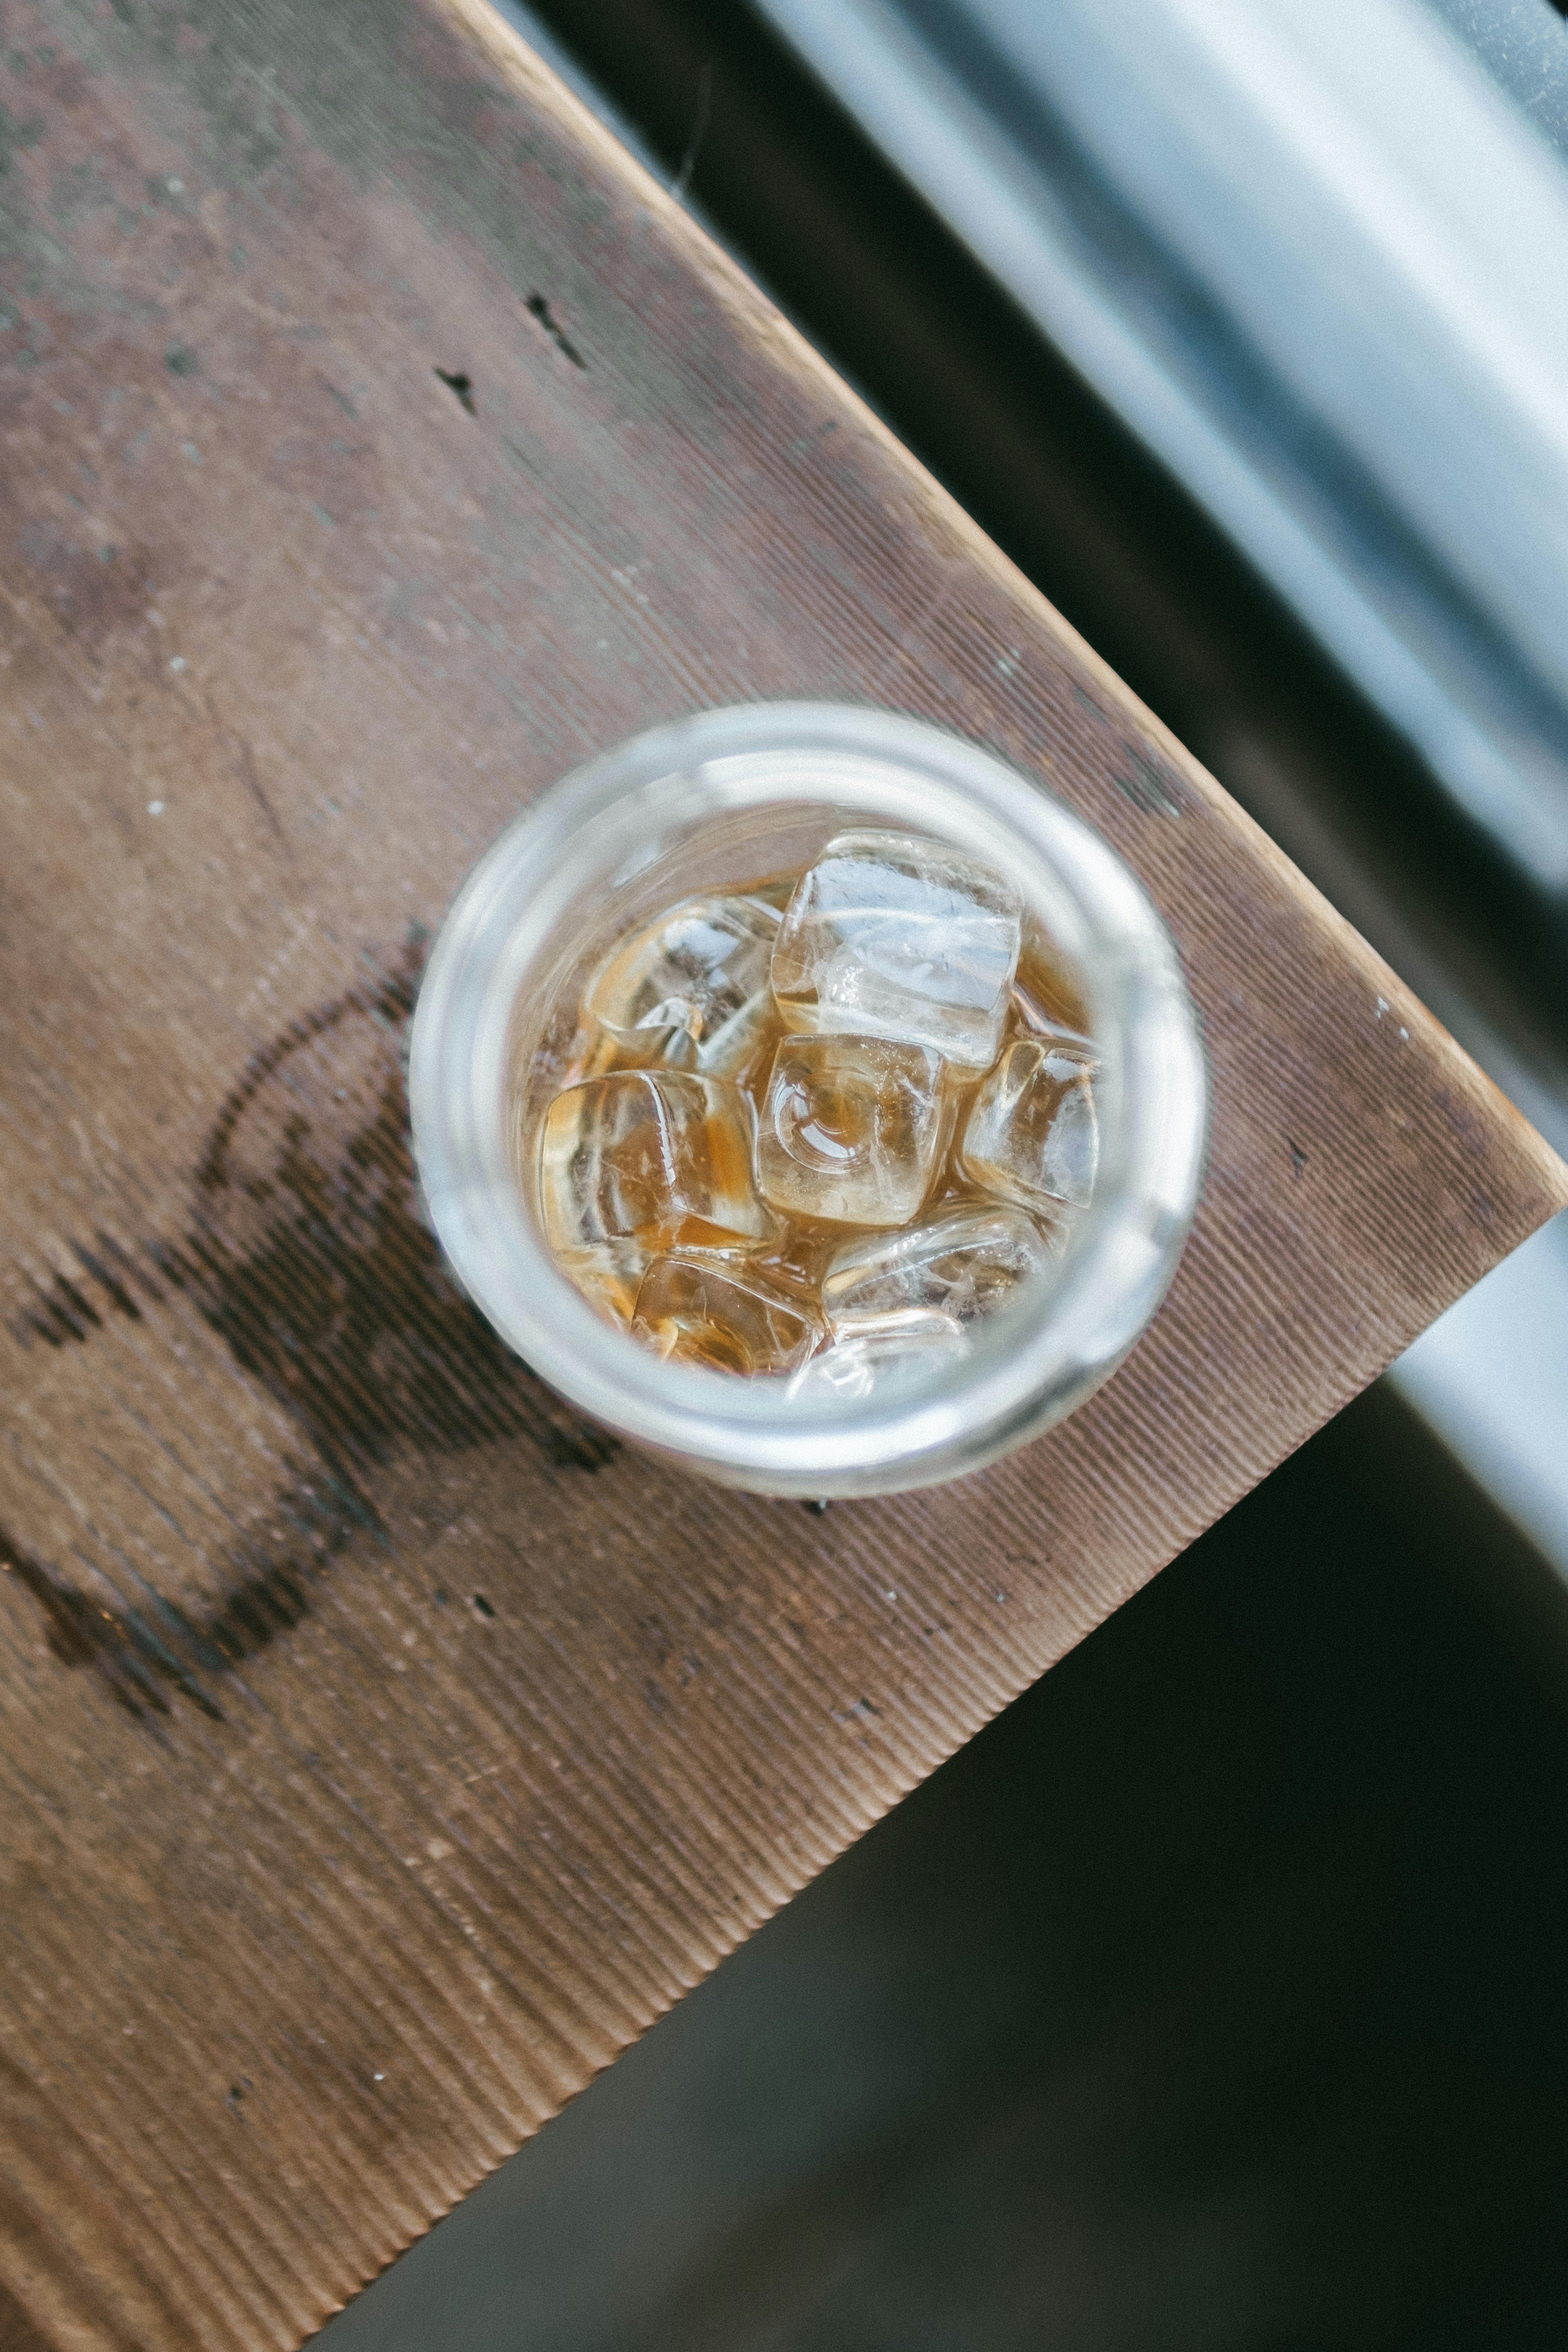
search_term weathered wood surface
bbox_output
[0,2,1562,2345]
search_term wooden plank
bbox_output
[0,1,1561,2344]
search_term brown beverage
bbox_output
[524,831,1098,1396]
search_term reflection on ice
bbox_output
[772,830,1022,1067]
[961,1040,1098,1211]
[632,1250,821,1375]
[757,1033,948,1226]
[539,1070,772,1253]
[587,895,780,1076]
[788,1311,971,1403]
[822,1202,1061,1332]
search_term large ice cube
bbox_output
[787,1312,971,1403]
[771,829,1022,1067]
[587,895,780,1077]
[960,1040,1098,1210]
[631,1251,821,1376]
[539,1071,772,1255]
[756,1034,947,1225]
[822,1202,1060,1333]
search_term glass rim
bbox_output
[408,702,1208,1495]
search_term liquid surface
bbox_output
[527,831,1099,1395]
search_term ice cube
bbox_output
[1010,972,1097,1058]
[556,1238,649,1325]
[756,1034,947,1226]
[744,1221,841,1304]
[787,1312,971,1403]
[587,895,780,1077]
[771,829,1022,1067]
[960,1040,1098,1210]
[584,1022,698,1076]
[632,1251,821,1375]
[822,1202,1060,1333]
[539,1071,772,1255]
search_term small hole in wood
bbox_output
[434,368,477,415]
[526,293,586,369]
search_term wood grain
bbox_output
[0,2,1562,2344]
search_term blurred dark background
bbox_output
[318,2,1568,2342]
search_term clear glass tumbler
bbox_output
[408,703,1207,1496]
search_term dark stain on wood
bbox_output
[4,932,614,1719]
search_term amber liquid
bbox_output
[527,866,1093,1365]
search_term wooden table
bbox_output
[0,4,1562,2345]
